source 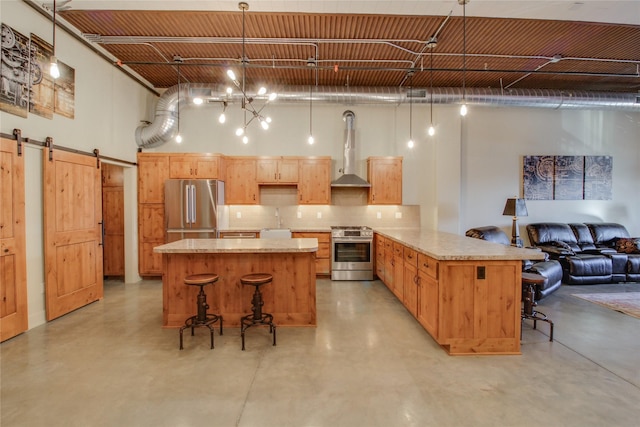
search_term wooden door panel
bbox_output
[0,137,27,341]
[1,255,18,316]
[44,149,103,321]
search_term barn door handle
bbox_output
[98,221,104,246]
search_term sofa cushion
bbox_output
[615,238,640,254]
[570,223,597,251]
[465,226,511,246]
[565,254,612,276]
[527,223,578,246]
[586,223,631,247]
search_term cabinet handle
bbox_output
[278,173,281,179]
[408,254,413,259]
[423,262,428,268]
[274,173,277,180]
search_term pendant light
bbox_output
[407,72,414,149]
[49,0,60,79]
[459,0,469,117]
[175,57,183,144]
[428,43,436,136]
[308,64,315,145]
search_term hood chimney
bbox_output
[330,110,371,188]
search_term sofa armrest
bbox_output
[536,245,573,258]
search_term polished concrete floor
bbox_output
[2,279,640,427]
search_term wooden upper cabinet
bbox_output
[225,157,259,204]
[367,156,402,205]
[169,154,222,179]
[298,158,331,204]
[256,157,299,184]
[138,153,170,204]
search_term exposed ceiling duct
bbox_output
[330,111,371,188]
[135,84,640,148]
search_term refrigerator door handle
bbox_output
[185,184,191,224]
[190,184,197,224]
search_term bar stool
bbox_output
[522,272,554,341]
[240,273,276,351]
[179,273,223,350]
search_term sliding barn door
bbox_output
[0,137,28,341]
[43,149,103,321]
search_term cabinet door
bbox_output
[403,262,418,317]
[194,157,220,178]
[392,243,404,300]
[375,235,385,280]
[298,159,330,204]
[256,158,279,183]
[226,158,258,204]
[138,154,170,204]
[438,261,520,353]
[169,156,220,179]
[138,204,164,276]
[367,157,402,205]
[277,159,299,183]
[417,270,438,337]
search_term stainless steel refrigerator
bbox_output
[164,179,226,242]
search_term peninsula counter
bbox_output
[154,238,318,328]
[374,228,546,355]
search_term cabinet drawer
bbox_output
[317,242,330,259]
[393,242,403,257]
[403,247,418,267]
[316,258,330,275]
[418,253,438,279]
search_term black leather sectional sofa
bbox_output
[526,222,640,285]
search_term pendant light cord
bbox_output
[462,1,466,102]
[430,49,434,125]
[52,0,56,55]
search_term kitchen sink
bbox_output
[260,228,292,239]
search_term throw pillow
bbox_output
[615,238,640,254]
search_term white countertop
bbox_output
[374,228,546,261]
[154,238,318,253]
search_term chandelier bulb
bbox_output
[308,135,315,145]
[219,113,226,124]
[428,125,435,136]
[226,69,236,81]
[175,134,183,144]
[258,87,267,96]
[242,135,249,144]
[261,120,269,130]
[235,127,244,136]
[408,139,414,149]
[268,93,278,102]
[226,87,233,95]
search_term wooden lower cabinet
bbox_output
[374,233,522,355]
[438,261,521,355]
[138,204,164,276]
[293,232,330,275]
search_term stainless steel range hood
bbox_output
[331,111,371,188]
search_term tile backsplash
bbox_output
[226,204,420,229]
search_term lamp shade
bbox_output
[503,198,528,217]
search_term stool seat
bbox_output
[179,273,223,350]
[240,273,273,286]
[184,274,219,286]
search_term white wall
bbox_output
[3,1,639,330]
[1,1,153,328]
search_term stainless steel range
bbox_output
[331,226,374,281]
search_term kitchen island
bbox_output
[154,238,318,328]
[374,228,546,355]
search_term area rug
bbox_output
[572,292,640,319]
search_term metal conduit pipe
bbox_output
[135,84,640,148]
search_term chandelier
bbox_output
[225,2,277,144]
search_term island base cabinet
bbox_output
[162,252,317,328]
[437,261,522,355]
